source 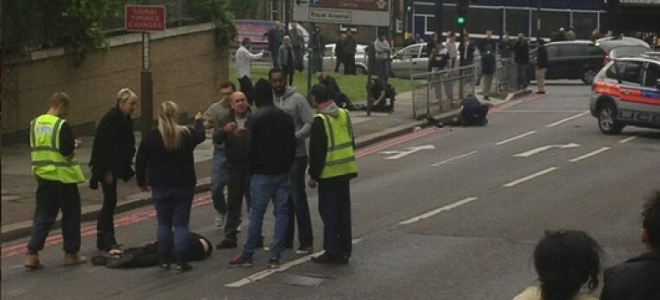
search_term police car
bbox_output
[590,56,660,134]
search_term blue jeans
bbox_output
[242,173,290,261]
[211,147,229,215]
[285,157,313,249]
[152,187,194,264]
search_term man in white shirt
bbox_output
[373,32,391,83]
[236,37,264,105]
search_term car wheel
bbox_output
[581,69,597,84]
[598,102,624,134]
[356,66,367,75]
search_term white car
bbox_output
[303,43,369,74]
[390,42,480,78]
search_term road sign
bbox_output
[125,5,166,32]
[513,143,580,158]
[380,145,435,160]
[293,0,391,26]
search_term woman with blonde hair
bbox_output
[135,101,205,271]
[90,87,138,252]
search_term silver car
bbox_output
[390,42,481,78]
[303,43,369,74]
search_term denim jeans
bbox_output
[285,157,313,249]
[96,175,118,250]
[318,179,352,260]
[242,173,290,261]
[152,187,194,264]
[211,147,229,215]
[27,178,82,254]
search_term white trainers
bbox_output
[214,213,225,227]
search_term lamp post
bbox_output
[536,0,542,43]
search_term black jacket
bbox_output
[89,106,136,183]
[536,45,549,69]
[213,111,251,170]
[514,40,530,65]
[248,105,296,175]
[600,252,660,300]
[481,51,496,75]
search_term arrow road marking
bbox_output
[569,147,610,163]
[495,131,537,145]
[513,143,580,158]
[380,144,436,160]
[503,167,558,187]
[399,197,478,226]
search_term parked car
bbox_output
[590,56,660,134]
[389,42,481,79]
[302,43,369,74]
[529,38,650,84]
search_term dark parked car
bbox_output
[529,38,650,84]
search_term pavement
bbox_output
[0,86,531,243]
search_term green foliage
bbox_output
[229,0,259,19]
[185,0,237,50]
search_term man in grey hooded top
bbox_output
[269,68,316,254]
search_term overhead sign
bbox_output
[293,0,391,26]
[125,5,166,32]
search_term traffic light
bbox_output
[456,0,470,26]
[405,1,412,14]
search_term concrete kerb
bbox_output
[1,89,530,244]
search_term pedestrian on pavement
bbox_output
[478,30,497,85]
[513,230,602,300]
[135,102,206,271]
[307,83,357,265]
[89,88,138,252]
[373,31,391,83]
[446,32,458,70]
[429,40,448,102]
[426,32,442,72]
[499,32,513,59]
[370,78,396,113]
[264,21,284,68]
[228,78,296,269]
[342,31,357,75]
[25,92,88,270]
[459,33,477,67]
[334,33,346,73]
[310,26,326,73]
[203,81,235,228]
[235,37,264,106]
[318,72,356,111]
[481,44,496,100]
[290,22,306,72]
[600,191,660,300]
[278,36,297,86]
[213,92,252,250]
[513,33,530,90]
[535,39,549,94]
[565,27,577,41]
[270,67,316,255]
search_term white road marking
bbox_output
[381,145,436,160]
[431,150,478,167]
[569,147,611,163]
[502,167,558,187]
[618,136,637,144]
[499,110,587,113]
[495,131,537,146]
[545,111,590,128]
[398,197,478,225]
[513,143,580,158]
[225,239,363,288]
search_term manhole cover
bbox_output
[276,273,332,287]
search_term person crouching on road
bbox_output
[89,88,138,252]
[514,230,602,300]
[427,94,489,127]
[307,84,358,265]
[135,102,206,271]
[213,92,253,250]
[25,92,87,270]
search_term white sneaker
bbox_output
[214,213,225,227]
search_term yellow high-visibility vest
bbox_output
[317,109,358,179]
[30,114,85,183]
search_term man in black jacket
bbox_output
[601,191,660,300]
[228,78,296,269]
[481,45,496,100]
[213,92,252,250]
[89,88,138,252]
[513,33,530,90]
[535,39,548,94]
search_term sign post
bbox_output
[125,5,166,138]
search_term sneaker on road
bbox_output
[228,254,253,268]
[295,246,313,255]
[268,259,280,269]
[215,213,226,227]
[216,239,238,250]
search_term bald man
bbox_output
[213,92,253,249]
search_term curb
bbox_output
[1,89,530,244]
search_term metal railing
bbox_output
[411,64,477,119]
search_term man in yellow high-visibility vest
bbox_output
[26,92,87,269]
[307,84,358,265]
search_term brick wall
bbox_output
[1,24,229,144]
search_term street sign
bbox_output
[513,143,580,158]
[293,0,391,26]
[125,5,166,32]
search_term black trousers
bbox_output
[223,167,250,242]
[285,157,314,249]
[318,179,352,259]
[335,54,344,72]
[27,178,82,254]
[283,65,295,86]
[238,76,255,106]
[344,55,356,75]
[96,176,118,250]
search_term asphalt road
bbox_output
[2,81,660,300]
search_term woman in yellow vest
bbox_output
[26,92,87,269]
[307,84,358,265]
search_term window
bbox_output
[605,64,619,80]
[546,45,558,59]
[397,46,420,59]
[643,62,660,88]
[420,45,428,58]
[562,45,587,57]
[616,61,644,85]
[587,45,604,56]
